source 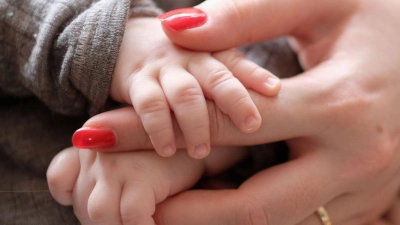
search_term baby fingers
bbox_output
[47,147,80,206]
[188,51,263,133]
[80,178,156,225]
[129,70,177,157]
[86,179,122,225]
[119,181,157,225]
[213,49,281,97]
[159,67,210,159]
[130,67,210,159]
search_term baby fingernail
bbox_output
[157,7,207,31]
[72,128,116,149]
[194,143,209,159]
[265,76,280,87]
[162,144,175,157]
[244,115,260,131]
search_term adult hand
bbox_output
[367,195,400,225]
[79,0,400,224]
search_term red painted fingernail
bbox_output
[157,7,207,31]
[72,128,116,149]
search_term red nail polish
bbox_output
[72,128,116,149]
[157,8,207,31]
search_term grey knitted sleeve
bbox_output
[0,0,161,116]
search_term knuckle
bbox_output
[315,80,373,126]
[234,197,270,225]
[335,93,369,121]
[365,137,397,176]
[249,67,268,81]
[227,93,253,116]
[171,85,203,106]
[136,97,168,116]
[232,94,252,108]
[207,103,229,143]
[147,125,172,139]
[340,135,398,183]
[120,211,142,224]
[225,0,256,43]
[213,49,245,67]
[87,202,108,223]
[205,69,236,91]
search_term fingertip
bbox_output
[79,107,156,152]
[159,3,249,52]
[245,68,282,97]
[159,0,298,52]
[157,7,207,32]
[243,114,262,133]
[251,77,281,97]
[263,76,282,96]
[47,147,79,206]
[243,70,282,97]
[159,144,177,157]
[266,76,281,88]
[72,127,117,150]
[189,143,210,159]
[150,138,177,158]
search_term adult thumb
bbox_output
[158,0,355,51]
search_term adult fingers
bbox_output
[154,151,338,225]
[369,221,394,225]
[385,195,400,224]
[79,58,346,152]
[75,107,154,152]
[158,0,356,51]
[298,178,400,225]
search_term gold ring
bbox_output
[316,206,332,225]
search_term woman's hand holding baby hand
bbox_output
[81,0,400,224]
[72,17,280,159]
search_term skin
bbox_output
[48,17,282,224]
[47,146,247,225]
[110,17,281,159]
[75,0,400,224]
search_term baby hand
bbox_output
[110,18,280,158]
[47,148,203,225]
[47,147,246,225]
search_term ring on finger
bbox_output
[316,206,332,225]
